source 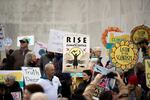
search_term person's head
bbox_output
[45,63,55,79]
[24,52,36,66]
[23,84,44,100]
[4,75,16,87]
[82,70,92,82]
[93,47,101,57]
[19,38,29,48]
[127,74,138,90]
[46,51,55,58]
[30,92,48,100]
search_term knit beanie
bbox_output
[128,74,138,85]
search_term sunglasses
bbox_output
[20,41,26,43]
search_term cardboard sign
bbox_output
[22,67,41,85]
[63,33,90,73]
[110,41,138,71]
[145,59,150,88]
[11,92,22,100]
[0,71,23,88]
[48,29,66,53]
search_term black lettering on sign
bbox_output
[67,37,71,42]
[66,37,87,43]
[83,37,87,43]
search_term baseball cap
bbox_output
[19,38,29,43]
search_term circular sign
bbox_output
[131,25,150,44]
[110,41,138,71]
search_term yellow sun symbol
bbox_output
[111,41,138,71]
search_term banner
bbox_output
[33,41,47,58]
[0,71,23,87]
[22,67,41,85]
[48,30,66,53]
[145,59,150,88]
[63,33,90,73]
[17,35,34,46]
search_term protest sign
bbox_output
[0,71,23,88]
[63,33,90,73]
[110,41,138,71]
[48,29,66,53]
[145,59,150,88]
[22,67,41,85]
[94,64,115,75]
[0,25,4,50]
[11,92,22,100]
[107,32,130,43]
[33,41,47,58]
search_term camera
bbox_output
[106,72,117,78]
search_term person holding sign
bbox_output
[37,62,61,100]
[11,38,31,70]
[83,72,129,100]
[4,75,22,98]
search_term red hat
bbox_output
[128,74,138,85]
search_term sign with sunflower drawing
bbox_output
[110,41,138,71]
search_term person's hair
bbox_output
[24,52,35,67]
[4,75,16,82]
[24,84,44,94]
[83,69,92,82]
[30,92,48,100]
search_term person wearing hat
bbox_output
[10,38,31,69]
[127,74,143,100]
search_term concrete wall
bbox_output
[0,0,150,49]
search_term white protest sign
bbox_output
[11,92,22,100]
[63,33,90,73]
[22,67,41,85]
[94,64,115,75]
[48,29,66,53]
[33,41,47,58]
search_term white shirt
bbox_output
[37,76,61,100]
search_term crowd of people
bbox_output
[0,38,150,100]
